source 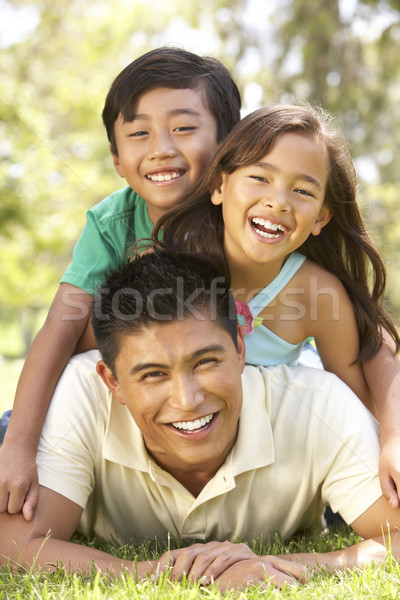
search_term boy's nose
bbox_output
[148,132,177,160]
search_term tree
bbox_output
[1,0,399,357]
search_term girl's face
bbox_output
[211,132,332,271]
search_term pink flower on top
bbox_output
[235,300,263,335]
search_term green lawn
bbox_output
[1,527,399,598]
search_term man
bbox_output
[1,247,399,590]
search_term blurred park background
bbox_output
[0,0,399,410]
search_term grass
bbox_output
[1,527,400,598]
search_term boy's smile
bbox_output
[112,87,219,223]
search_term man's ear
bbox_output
[236,325,246,374]
[96,360,125,405]
[210,173,225,206]
[110,145,125,179]
[311,205,332,236]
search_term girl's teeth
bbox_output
[256,229,280,239]
[172,413,214,432]
[251,217,286,238]
[252,217,285,231]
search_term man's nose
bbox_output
[148,130,177,160]
[169,375,205,411]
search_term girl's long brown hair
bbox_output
[154,104,400,361]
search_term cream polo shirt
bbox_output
[37,351,382,545]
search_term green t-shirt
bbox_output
[61,186,153,296]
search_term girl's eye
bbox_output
[294,188,315,198]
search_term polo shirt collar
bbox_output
[231,365,274,475]
[103,396,150,471]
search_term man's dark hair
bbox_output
[102,46,241,154]
[92,246,237,375]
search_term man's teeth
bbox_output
[171,413,214,432]
[251,217,286,238]
[146,172,182,182]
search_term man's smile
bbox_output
[170,412,215,433]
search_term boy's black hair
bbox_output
[102,46,241,154]
[92,245,237,376]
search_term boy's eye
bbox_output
[249,175,268,183]
[129,130,148,137]
[173,126,196,133]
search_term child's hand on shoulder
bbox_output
[0,439,39,521]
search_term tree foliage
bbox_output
[0,0,399,353]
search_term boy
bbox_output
[0,47,241,520]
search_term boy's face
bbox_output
[112,86,219,223]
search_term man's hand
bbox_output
[156,541,315,590]
[157,540,256,584]
[214,555,313,591]
[0,441,39,521]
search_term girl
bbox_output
[154,104,400,508]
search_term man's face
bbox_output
[97,314,245,489]
[111,86,219,223]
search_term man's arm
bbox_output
[155,496,400,591]
[263,495,400,575]
[4,491,399,591]
[0,485,308,590]
[0,485,157,579]
[199,495,400,591]
[319,494,400,570]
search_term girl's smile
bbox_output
[249,216,288,241]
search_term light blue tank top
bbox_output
[243,252,307,366]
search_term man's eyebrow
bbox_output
[129,361,166,376]
[129,344,226,375]
[129,108,202,121]
[253,161,322,190]
[188,344,226,362]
